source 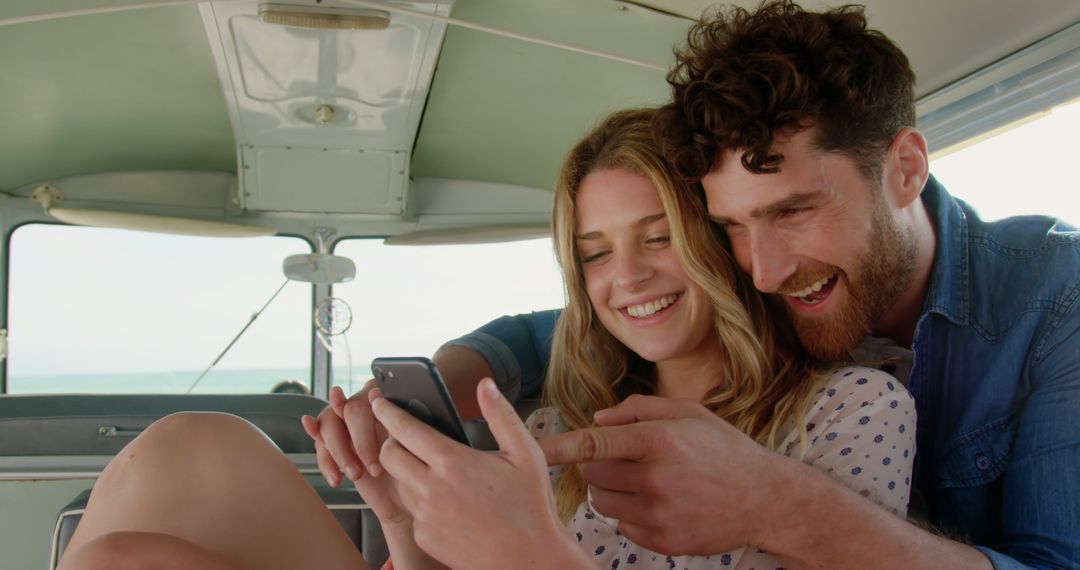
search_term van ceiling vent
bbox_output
[198,1,452,214]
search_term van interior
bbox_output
[1,1,1077,568]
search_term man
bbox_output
[314,2,1079,568]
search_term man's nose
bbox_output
[748,232,795,293]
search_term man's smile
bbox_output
[784,274,839,306]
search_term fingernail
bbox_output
[367,463,383,477]
[481,377,500,397]
[343,465,361,481]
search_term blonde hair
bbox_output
[546,108,828,521]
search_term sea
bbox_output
[7,367,370,396]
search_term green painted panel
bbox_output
[0,478,94,570]
[0,0,692,194]
[412,0,692,190]
[0,0,166,19]
[0,6,234,191]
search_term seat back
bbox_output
[0,393,327,456]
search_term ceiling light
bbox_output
[258,3,390,30]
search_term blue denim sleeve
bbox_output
[439,309,561,403]
[982,305,1080,569]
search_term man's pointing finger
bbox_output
[538,423,656,466]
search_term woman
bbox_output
[342,108,916,569]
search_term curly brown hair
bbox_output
[654,0,916,181]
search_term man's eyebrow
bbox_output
[574,212,666,240]
[710,191,823,225]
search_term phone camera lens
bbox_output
[373,367,385,381]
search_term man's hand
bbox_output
[371,378,591,570]
[539,395,791,556]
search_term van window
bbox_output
[930,98,1079,224]
[329,238,565,393]
[5,225,312,394]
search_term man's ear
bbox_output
[885,127,929,209]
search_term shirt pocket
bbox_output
[938,412,1017,488]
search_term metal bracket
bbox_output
[29,184,63,211]
[313,227,337,254]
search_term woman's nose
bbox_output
[612,250,653,290]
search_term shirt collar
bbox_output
[921,175,970,324]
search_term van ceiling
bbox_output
[635,1,1079,96]
[0,0,1078,195]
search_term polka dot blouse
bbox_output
[526,366,916,570]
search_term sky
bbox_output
[6,230,564,378]
[930,99,1080,225]
[5,99,1078,381]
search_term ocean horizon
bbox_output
[7,367,372,395]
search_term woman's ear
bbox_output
[885,127,929,209]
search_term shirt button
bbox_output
[975,454,992,471]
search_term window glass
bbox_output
[930,98,1080,225]
[6,225,312,394]
[329,238,564,393]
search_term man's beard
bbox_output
[783,203,917,360]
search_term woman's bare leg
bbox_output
[59,531,247,570]
[59,412,369,570]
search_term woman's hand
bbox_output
[302,383,386,488]
[372,378,591,570]
[301,345,491,488]
[307,387,452,570]
[303,386,418,523]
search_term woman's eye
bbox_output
[646,235,670,245]
[580,251,607,264]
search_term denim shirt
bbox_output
[910,178,1079,569]
[443,177,1080,569]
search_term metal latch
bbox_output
[98,426,144,437]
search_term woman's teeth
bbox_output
[626,294,678,318]
[788,275,835,299]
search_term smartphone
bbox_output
[371,356,471,447]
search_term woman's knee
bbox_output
[131,412,275,461]
[96,412,278,490]
[145,411,270,447]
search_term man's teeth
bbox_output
[788,275,834,299]
[626,294,678,318]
